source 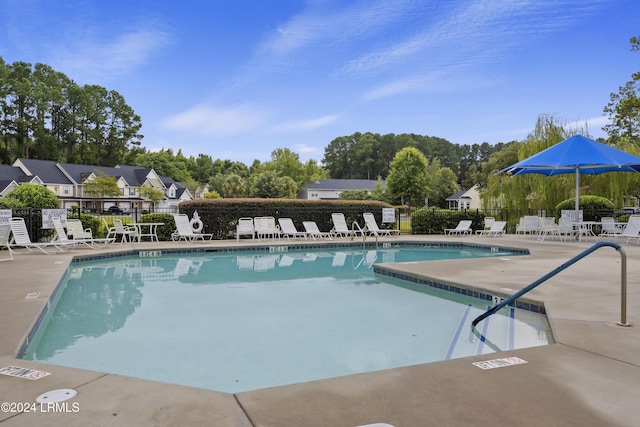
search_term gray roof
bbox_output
[303,179,383,191]
[15,159,72,184]
[0,165,30,182]
[446,189,471,201]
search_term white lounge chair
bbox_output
[599,217,623,240]
[8,217,69,254]
[515,216,539,236]
[172,214,212,242]
[66,219,114,247]
[51,217,82,248]
[303,221,334,240]
[331,213,366,238]
[236,217,255,240]
[619,215,640,244]
[254,216,281,240]
[278,218,307,239]
[445,220,472,235]
[0,224,14,261]
[363,212,400,237]
[476,220,506,237]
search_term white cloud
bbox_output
[162,104,268,137]
[52,29,172,81]
[270,115,338,132]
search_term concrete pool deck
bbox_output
[0,234,638,426]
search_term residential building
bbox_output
[298,179,383,200]
[446,185,481,210]
[0,158,193,212]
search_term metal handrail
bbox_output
[471,241,630,329]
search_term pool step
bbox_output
[445,305,516,360]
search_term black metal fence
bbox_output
[5,206,632,242]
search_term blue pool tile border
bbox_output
[372,266,546,315]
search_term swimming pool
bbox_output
[22,243,550,393]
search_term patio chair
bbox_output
[67,219,114,247]
[50,217,82,248]
[303,221,334,240]
[172,214,212,242]
[598,217,623,240]
[619,215,640,244]
[0,224,14,261]
[515,216,539,236]
[278,218,307,239]
[445,220,472,235]
[475,220,506,237]
[363,212,400,237]
[236,217,255,241]
[113,219,140,244]
[537,217,559,241]
[103,218,117,241]
[254,216,281,240]
[331,213,364,238]
[8,217,69,254]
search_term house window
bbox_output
[121,188,125,195]
[63,185,70,195]
[129,188,136,196]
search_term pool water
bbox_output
[23,245,550,393]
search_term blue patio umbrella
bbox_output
[500,135,640,214]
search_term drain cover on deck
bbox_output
[36,389,77,404]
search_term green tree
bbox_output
[6,183,59,208]
[249,171,297,198]
[603,35,640,143]
[386,147,429,205]
[430,167,460,208]
[133,149,192,182]
[83,171,121,211]
[139,186,165,211]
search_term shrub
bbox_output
[411,208,486,234]
[178,198,397,239]
[139,213,175,241]
[555,195,615,220]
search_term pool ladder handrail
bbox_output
[471,241,630,329]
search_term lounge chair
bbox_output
[254,216,281,240]
[445,220,472,235]
[172,214,212,242]
[303,221,334,240]
[66,219,114,247]
[278,218,307,239]
[363,212,400,237]
[331,213,359,238]
[8,217,69,254]
[113,219,140,244]
[619,215,640,244]
[599,217,623,240]
[0,224,14,261]
[482,217,495,230]
[476,220,506,237]
[236,217,255,240]
[515,216,539,236]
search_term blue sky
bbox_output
[1,0,638,166]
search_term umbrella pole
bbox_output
[575,167,580,218]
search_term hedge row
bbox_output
[179,198,397,239]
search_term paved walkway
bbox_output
[0,235,638,426]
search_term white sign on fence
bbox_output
[41,209,68,229]
[382,208,396,223]
[0,209,11,225]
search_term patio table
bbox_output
[130,222,164,242]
